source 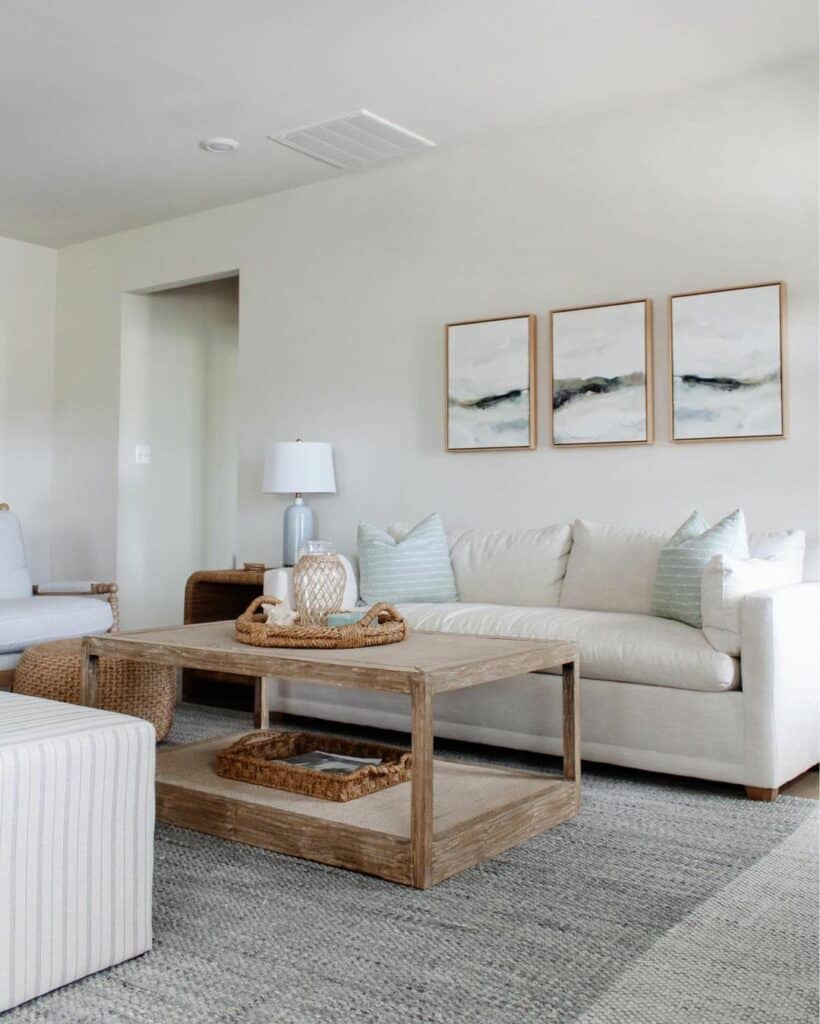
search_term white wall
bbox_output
[52,61,819,586]
[118,278,238,628]
[0,235,56,582]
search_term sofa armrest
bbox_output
[262,558,359,611]
[740,582,820,789]
[33,581,120,632]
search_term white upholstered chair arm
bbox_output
[32,581,120,631]
[34,580,117,595]
[263,557,358,611]
[740,582,820,789]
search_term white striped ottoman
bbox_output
[0,691,155,1012]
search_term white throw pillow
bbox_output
[447,525,572,607]
[749,530,806,581]
[560,520,669,615]
[701,554,796,655]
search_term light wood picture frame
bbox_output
[669,282,785,442]
[446,314,537,452]
[550,299,653,447]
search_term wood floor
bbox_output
[782,767,819,800]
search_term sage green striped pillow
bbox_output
[358,513,458,605]
[651,510,749,628]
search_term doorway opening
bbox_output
[118,275,239,630]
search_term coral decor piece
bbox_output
[262,602,299,627]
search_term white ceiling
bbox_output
[1,0,815,247]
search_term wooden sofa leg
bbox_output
[745,786,779,802]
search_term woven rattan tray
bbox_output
[235,596,406,649]
[215,731,413,801]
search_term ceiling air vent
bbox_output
[269,109,435,170]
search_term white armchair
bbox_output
[0,504,118,689]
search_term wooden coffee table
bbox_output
[81,624,580,889]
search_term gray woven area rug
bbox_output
[5,703,818,1023]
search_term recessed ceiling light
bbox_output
[199,137,240,153]
[269,110,435,170]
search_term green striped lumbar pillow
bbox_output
[358,513,458,605]
[651,509,749,628]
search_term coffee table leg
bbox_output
[79,645,99,708]
[562,659,580,782]
[410,680,433,889]
[255,676,270,731]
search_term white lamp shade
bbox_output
[262,441,336,494]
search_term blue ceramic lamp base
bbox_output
[282,496,314,566]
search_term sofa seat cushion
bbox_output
[0,596,113,654]
[398,602,739,692]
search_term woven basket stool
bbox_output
[14,638,176,741]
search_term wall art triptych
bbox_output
[446,315,536,452]
[551,299,652,446]
[446,282,784,451]
[669,283,784,442]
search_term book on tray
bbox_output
[274,750,383,775]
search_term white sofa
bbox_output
[263,521,820,799]
[0,691,154,1012]
[0,505,117,689]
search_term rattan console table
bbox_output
[183,567,267,722]
[81,624,580,889]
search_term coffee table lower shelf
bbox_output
[156,734,580,888]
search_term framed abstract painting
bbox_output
[670,283,785,441]
[446,314,536,451]
[550,299,653,446]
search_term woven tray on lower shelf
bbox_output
[235,596,406,649]
[215,731,413,802]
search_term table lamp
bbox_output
[262,441,337,566]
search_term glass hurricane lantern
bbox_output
[292,541,347,626]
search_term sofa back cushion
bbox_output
[446,525,572,607]
[560,519,669,615]
[0,509,32,600]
